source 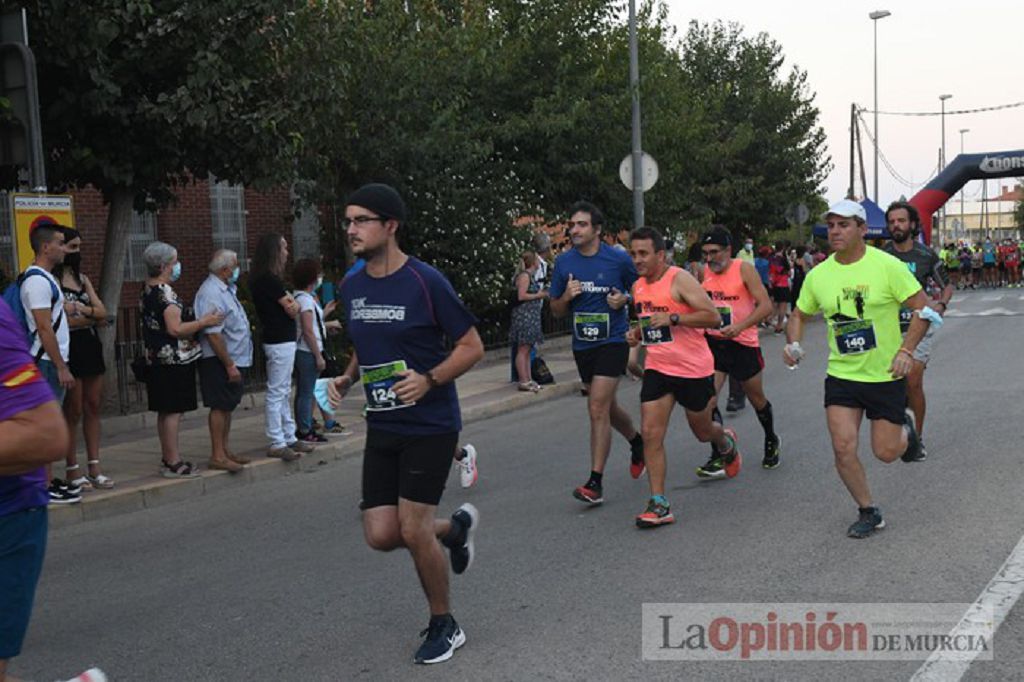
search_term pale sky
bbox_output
[662,0,1024,207]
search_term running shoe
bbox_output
[48,479,82,505]
[324,421,353,435]
[446,503,478,575]
[900,409,923,462]
[847,507,885,539]
[573,481,604,505]
[414,615,466,664]
[629,438,645,479]
[695,455,726,480]
[723,428,742,478]
[636,496,675,528]
[725,397,745,412]
[298,431,329,444]
[763,434,781,469]
[458,444,478,488]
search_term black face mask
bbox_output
[64,252,82,271]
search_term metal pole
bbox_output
[959,130,966,240]
[848,103,856,199]
[628,0,644,229]
[873,19,879,203]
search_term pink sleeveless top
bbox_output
[632,266,714,379]
[703,259,759,348]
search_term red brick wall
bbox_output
[68,181,294,310]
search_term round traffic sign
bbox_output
[619,152,659,192]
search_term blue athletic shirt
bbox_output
[549,243,638,351]
[341,257,478,435]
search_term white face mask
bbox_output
[744,242,753,251]
[316,275,324,289]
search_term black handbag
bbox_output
[531,356,555,385]
[130,355,151,384]
[313,303,341,378]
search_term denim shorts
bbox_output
[0,506,48,658]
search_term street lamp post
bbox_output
[628,0,644,229]
[939,93,953,241]
[869,9,891,204]
[960,128,970,241]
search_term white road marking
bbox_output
[950,296,966,303]
[981,294,1004,301]
[944,308,1020,317]
[910,532,1024,681]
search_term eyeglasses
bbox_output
[342,215,384,229]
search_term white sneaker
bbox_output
[458,444,478,488]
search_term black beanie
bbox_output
[346,183,407,223]
[701,227,731,248]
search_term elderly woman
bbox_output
[140,242,224,477]
[509,250,548,392]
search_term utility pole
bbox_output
[848,104,856,199]
[628,0,644,229]
[869,10,891,203]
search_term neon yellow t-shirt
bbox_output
[795,246,922,382]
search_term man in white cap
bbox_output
[783,199,935,539]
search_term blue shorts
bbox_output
[0,506,48,659]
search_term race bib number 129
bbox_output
[574,312,610,342]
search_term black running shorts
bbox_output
[573,343,629,385]
[706,336,765,382]
[823,376,906,425]
[640,369,715,412]
[361,429,459,509]
[770,286,791,303]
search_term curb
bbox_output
[49,372,581,529]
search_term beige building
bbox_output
[934,183,1022,244]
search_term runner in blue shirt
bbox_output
[549,201,644,505]
[327,183,483,666]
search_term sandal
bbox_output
[160,459,200,479]
[517,381,541,393]
[86,460,115,489]
[66,465,93,491]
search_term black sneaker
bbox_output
[900,409,924,462]
[847,507,885,538]
[725,398,745,412]
[414,615,466,664]
[445,503,478,575]
[763,435,781,469]
[695,454,725,480]
[48,479,82,505]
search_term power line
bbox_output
[856,110,938,189]
[858,100,1024,117]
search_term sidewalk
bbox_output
[49,338,581,528]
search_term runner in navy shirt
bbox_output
[328,183,484,666]
[0,297,71,679]
[549,200,644,506]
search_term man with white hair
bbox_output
[784,199,931,539]
[195,249,253,473]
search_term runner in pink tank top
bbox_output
[626,227,743,529]
[698,227,782,476]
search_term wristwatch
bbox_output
[669,313,680,326]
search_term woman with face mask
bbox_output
[291,258,337,442]
[53,228,112,491]
[140,241,225,477]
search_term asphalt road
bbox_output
[13,288,1024,682]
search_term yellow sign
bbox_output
[12,194,75,271]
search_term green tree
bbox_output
[15,0,311,403]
